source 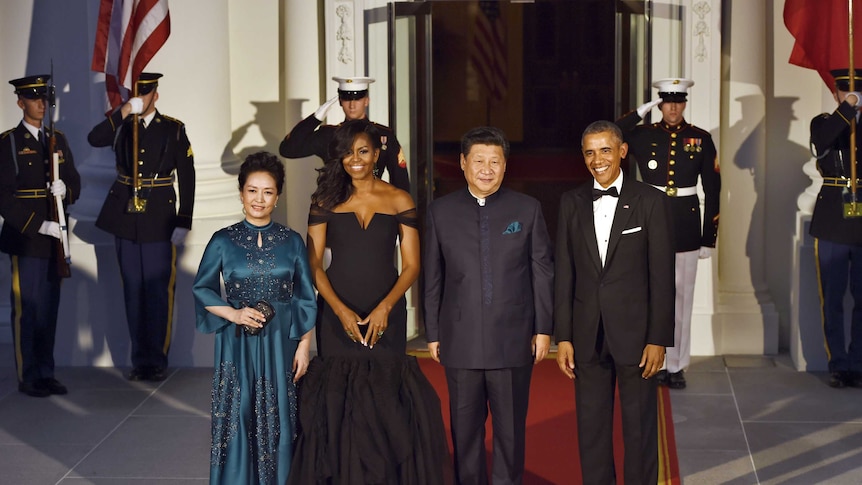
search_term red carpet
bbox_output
[415,356,680,485]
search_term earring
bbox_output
[373,165,380,178]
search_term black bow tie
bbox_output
[592,186,619,201]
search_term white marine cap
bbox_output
[652,78,694,101]
[333,76,375,100]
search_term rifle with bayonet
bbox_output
[46,64,72,278]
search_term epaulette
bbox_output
[160,114,185,126]
[369,120,393,132]
[0,128,13,140]
[688,125,712,137]
[818,112,831,119]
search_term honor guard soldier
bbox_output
[0,74,80,397]
[88,73,195,382]
[808,68,862,389]
[279,76,410,192]
[617,77,720,389]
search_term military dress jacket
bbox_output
[809,101,862,245]
[279,114,410,192]
[0,123,80,257]
[617,111,721,252]
[88,109,195,243]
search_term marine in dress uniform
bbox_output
[279,76,410,192]
[0,75,80,397]
[617,78,721,389]
[87,73,195,382]
[808,68,862,389]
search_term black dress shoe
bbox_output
[127,367,147,381]
[39,378,68,395]
[18,381,50,398]
[828,371,848,388]
[848,371,862,388]
[668,370,687,389]
[655,370,669,386]
[147,367,167,382]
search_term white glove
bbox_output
[49,179,67,199]
[171,227,190,246]
[313,95,340,121]
[698,246,714,259]
[38,221,61,240]
[128,97,144,115]
[845,91,862,108]
[636,98,663,118]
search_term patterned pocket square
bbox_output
[503,221,522,234]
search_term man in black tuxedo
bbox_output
[424,126,554,485]
[554,120,675,485]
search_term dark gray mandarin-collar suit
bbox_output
[424,186,553,485]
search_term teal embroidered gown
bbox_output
[193,220,317,485]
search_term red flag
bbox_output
[784,0,862,88]
[91,0,170,109]
[471,1,508,103]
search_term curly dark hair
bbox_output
[311,119,382,210]
[238,151,285,194]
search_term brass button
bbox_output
[670,150,676,156]
[140,148,145,154]
[669,160,676,165]
[671,141,677,147]
[669,170,675,176]
[671,133,678,138]
[668,180,675,186]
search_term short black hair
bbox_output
[238,151,285,194]
[460,126,510,159]
[581,120,623,147]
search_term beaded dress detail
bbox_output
[194,220,316,484]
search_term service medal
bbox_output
[381,135,388,150]
[648,159,658,170]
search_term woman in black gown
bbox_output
[289,120,446,484]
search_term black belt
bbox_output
[116,174,173,188]
[822,177,862,188]
[14,189,47,199]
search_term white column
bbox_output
[715,0,778,354]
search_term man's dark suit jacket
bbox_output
[554,178,675,365]
[424,187,554,369]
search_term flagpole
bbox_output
[129,81,146,213]
[847,0,861,217]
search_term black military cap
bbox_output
[334,76,374,101]
[831,69,862,92]
[137,72,163,95]
[9,74,50,99]
[653,78,694,103]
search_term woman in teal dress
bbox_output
[193,151,317,484]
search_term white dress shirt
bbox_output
[593,173,623,266]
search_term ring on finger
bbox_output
[377,330,384,337]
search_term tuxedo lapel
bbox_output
[604,183,637,267]
[575,187,603,272]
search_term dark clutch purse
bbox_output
[240,300,276,336]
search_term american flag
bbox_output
[471,1,508,103]
[91,0,171,109]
